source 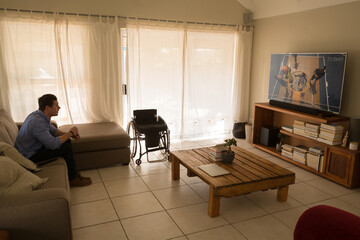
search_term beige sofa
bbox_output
[0,109,130,240]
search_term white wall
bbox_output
[249,1,360,120]
[0,0,246,25]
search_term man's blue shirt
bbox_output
[15,110,61,158]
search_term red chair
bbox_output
[294,205,360,240]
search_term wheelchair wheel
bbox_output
[135,159,142,165]
[126,121,137,159]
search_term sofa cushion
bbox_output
[0,156,48,196]
[0,141,40,171]
[0,109,19,145]
[59,122,130,152]
[36,158,69,192]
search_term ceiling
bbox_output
[237,0,359,19]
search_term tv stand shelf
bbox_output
[279,130,328,147]
[252,103,360,188]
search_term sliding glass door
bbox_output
[126,24,236,139]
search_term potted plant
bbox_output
[276,132,286,151]
[221,138,237,163]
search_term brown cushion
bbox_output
[0,109,18,145]
[59,122,130,153]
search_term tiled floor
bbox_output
[71,135,360,240]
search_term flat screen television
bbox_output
[268,53,347,115]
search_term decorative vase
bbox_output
[232,122,247,139]
[276,143,282,151]
[221,150,235,163]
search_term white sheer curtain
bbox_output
[126,21,185,137]
[183,30,235,138]
[0,10,123,125]
[232,27,254,122]
[126,21,248,139]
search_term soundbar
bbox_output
[269,100,319,115]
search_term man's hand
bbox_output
[70,126,80,140]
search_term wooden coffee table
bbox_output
[171,146,295,217]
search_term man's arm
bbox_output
[55,127,80,143]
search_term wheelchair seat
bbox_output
[127,109,170,165]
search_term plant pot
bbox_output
[221,150,235,163]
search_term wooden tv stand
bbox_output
[252,103,360,188]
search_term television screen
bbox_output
[268,53,347,114]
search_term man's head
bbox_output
[38,94,60,117]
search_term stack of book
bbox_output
[208,144,227,161]
[281,126,293,133]
[317,123,344,145]
[293,120,306,136]
[281,144,294,158]
[293,145,308,164]
[306,147,325,172]
[305,123,320,140]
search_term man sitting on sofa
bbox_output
[15,94,92,187]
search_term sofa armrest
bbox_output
[0,189,72,240]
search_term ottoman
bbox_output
[59,122,130,170]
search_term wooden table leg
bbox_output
[276,185,289,202]
[171,154,180,180]
[208,186,220,217]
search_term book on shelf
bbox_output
[281,149,293,159]
[305,123,320,130]
[309,147,324,155]
[317,137,342,145]
[320,123,344,132]
[319,130,343,137]
[318,130,343,137]
[293,128,306,136]
[305,131,319,137]
[306,152,321,170]
[293,124,305,131]
[282,126,293,133]
[318,134,343,141]
[293,151,306,159]
[293,154,306,164]
[319,127,343,135]
[294,145,308,153]
[281,144,294,152]
[305,128,319,134]
[294,120,305,126]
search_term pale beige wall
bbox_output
[249,1,360,121]
[0,0,246,25]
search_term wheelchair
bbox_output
[126,109,170,165]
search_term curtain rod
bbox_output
[0,8,239,28]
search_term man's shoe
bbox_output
[70,176,92,187]
[79,175,91,181]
